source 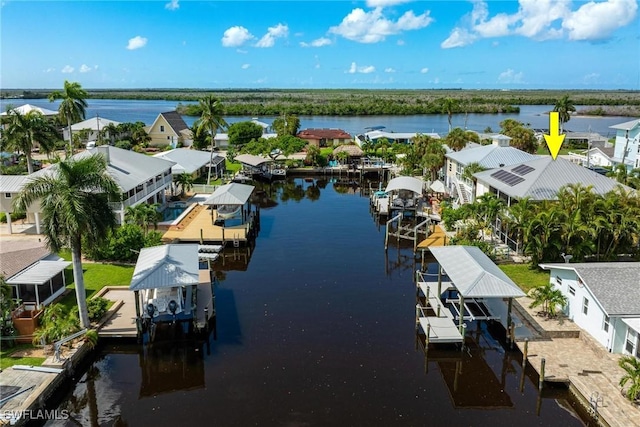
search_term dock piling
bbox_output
[539,358,546,392]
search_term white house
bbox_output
[63,115,121,144]
[609,118,640,170]
[357,130,440,146]
[539,262,640,356]
[567,146,615,168]
[0,145,175,229]
[153,148,226,180]
[445,137,537,204]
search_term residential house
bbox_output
[473,156,631,207]
[358,130,440,146]
[0,145,175,229]
[145,111,193,147]
[568,146,616,168]
[445,136,537,204]
[609,118,640,170]
[63,116,121,145]
[297,128,352,147]
[0,104,58,117]
[153,148,226,180]
[539,262,640,356]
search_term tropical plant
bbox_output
[174,173,195,197]
[619,355,640,402]
[445,127,471,152]
[32,303,81,345]
[14,155,120,329]
[83,329,99,349]
[529,282,567,318]
[125,203,161,234]
[440,97,459,132]
[273,113,301,136]
[1,110,58,173]
[227,121,263,147]
[305,144,321,166]
[87,297,109,322]
[553,95,576,134]
[0,275,17,341]
[48,80,88,157]
[196,95,228,184]
[500,119,537,153]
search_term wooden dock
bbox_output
[162,203,257,245]
[416,281,463,344]
[97,288,137,338]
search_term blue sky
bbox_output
[2,0,639,89]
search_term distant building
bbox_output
[609,119,640,170]
[297,128,352,147]
[358,130,440,146]
[145,111,193,147]
[63,116,121,145]
[153,148,225,180]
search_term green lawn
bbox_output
[58,262,135,313]
[499,264,550,294]
[225,159,242,173]
[536,144,573,156]
[0,343,45,370]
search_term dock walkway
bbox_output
[513,297,640,427]
[97,287,137,338]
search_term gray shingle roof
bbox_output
[0,246,50,279]
[153,148,222,175]
[540,263,640,316]
[473,157,632,200]
[160,111,189,135]
[446,145,538,168]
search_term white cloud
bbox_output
[329,7,433,43]
[44,68,55,73]
[127,36,148,50]
[498,68,524,84]
[79,64,93,73]
[441,27,476,48]
[346,62,375,74]
[165,0,179,11]
[366,0,411,7]
[237,49,248,54]
[442,0,637,48]
[241,64,250,69]
[61,65,74,74]
[385,67,396,73]
[563,0,637,40]
[255,23,289,48]
[420,67,429,74]
[583,72,600,84]
[300,37,332,47]
[222,26,254,47]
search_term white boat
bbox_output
[216,204,241,219]
[271,168,286,179]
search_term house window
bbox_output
[582,297,589,315]
[568,286,575,296]
[603,315,610,332]
[556,276,563,286]
[160,125,165,132]
[626,329,637,355]
[4,193,11,198]
[448,162,452,172]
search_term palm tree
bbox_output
[553,95,576,134]
[174,173,195,197]
[529,282,567,318]
[619,355,640,402]
[14,155,120,328]
[445,127,469,152]
[196,95,228,184]
[461,162,486,202]
[2,110,58,173]
[125,203,161,234]
[305,144,321,166]
[441,98,459,132]
[48,80,89,157]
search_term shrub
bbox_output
[0,211,27,223]
[87,297,109,322]
[83,329,99,349]
[32,304,80,345]
[84,224,163,262]
[115,140,132,150]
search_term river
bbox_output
[1,98,629,138]
[42,178,589,427]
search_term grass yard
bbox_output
[499,264,550,294]
[58,262,135,313]
[536,144,573,156]
[0,343,45,370]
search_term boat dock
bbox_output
[97,287,138,338]
[415,281,463,344]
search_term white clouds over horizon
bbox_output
[222,26,254,47]
[366,0,411,7]
[300,37,332,48]
[498,68,524,84]
[385,67,396,73]
[441,0,637,48]
[329,7,433,43]
[420,67,429,74]
[347,62,375,74]
[241,64,250,69]
[79,64,98,73]
[255,23,289,48]
[61,65,74,74]
[127,36,147,50]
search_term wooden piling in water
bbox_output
[539,358,546,392]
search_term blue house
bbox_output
[609,118,640,170]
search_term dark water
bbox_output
[1,98,627,137]
[45,178,588,427]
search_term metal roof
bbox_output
[429,246,525,298]
[153,148,222,175]
[7,260,71,285]
[129,244,200,291]
[540,263,640,316]
[365,130,440,140]
[234,154,272,167]
[446,145,538,168]
[68,116,121,131]
[385,176,424,194]
[203,182,254,206]
[0,104,58,116]
[0,175,29,192]
[473,157,632,200]
[609,119,640,131]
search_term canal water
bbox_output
[44,178,589,426]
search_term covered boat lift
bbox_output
[416,246,525,348]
